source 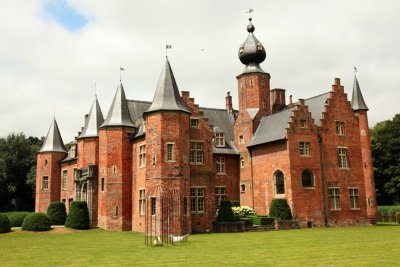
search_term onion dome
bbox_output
[39,117,67,153]
[238,18,266,73]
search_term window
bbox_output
[190,141,203,164]
[216,157,226,174]
[42,176,49,190]
[240,183,246,193]
[349,188,360,210]
[165,143,175,162]
[240,158,245,168]
[299,142,310,156]
[74,168,78,181]
[299,119,307,128]
[261,80,265,88]
[215,187,226,207]
[301,169,314,187]
[101,177,105,191]
[190,118,199,127]
[338,148,348,169]
[329,188,341,210]
[190,188,205,213]
[112,165,118,175]
[62,170,68,190]
[239,135,244,144]
[215,133,225,147]
[138,144,146,167]
[70,145,76,158]
[151,197,156,215]
[336,121,345,136]
[274,171,285,195]
[250,79,254,87]
[139,189,145,215]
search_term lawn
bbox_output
[0,223,399,266]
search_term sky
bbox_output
[1,0,399,142]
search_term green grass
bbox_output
[0,223,399,266]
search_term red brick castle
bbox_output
[35,18,376,232]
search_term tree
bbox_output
[371,114,400,205]
[0,133,43,212]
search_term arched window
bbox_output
[302,169,314,187]
[274,171,285,195]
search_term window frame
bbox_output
[165,142,175,162]
[349,187,360,210]
[42,176,49,191]
[62,170,68,191]
[335,121,345,136]
[190,187,205,213]
[240,157,245,168]
[240,183,246,193]
[215,132,225,147]
[338,147,349,169]
[216,156,226,174]
[139,189,145,215]
[239,135,244,145]
[190,118,199,127]
[329,187,341,210]
[190,141,204,165]
[299,141,310,157]
[138,144,146,168]
[274,170,285,196]
[299,119,307,129]
[301,169,315,188]
[215,186,226,207]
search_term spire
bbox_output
[145,57,190,114]
[100,83,135,128]
[39,117,67,153]
[79,96,104,138]
[238,18,266,74]
[351,74,369,111]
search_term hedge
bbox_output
[47,202,67,225]
[240,217,253,227]
[21,213,51,231]
[217,200,234,222]
[269,198,292,220]
[65,201,90,229]
[5,212,31,227]
[253,216,275,226]
[377,206,400,215]
[0,213,11,233]
[230,200,240,207]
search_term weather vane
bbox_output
[246,8,254,19]
[120,66,125,82]
[166,43,172,56]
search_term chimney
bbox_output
[226,91,233,115]
[288,95,293,107]
[270,89,286,113]
[84,114,89,126]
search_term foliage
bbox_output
[230,200,240,207]
[65,201,90,229]
[21,212,51,231]
[239,217,253,227]
[371,114,400,205]
[0,133,43,212]
[0,213,11,233]
[377,206,400,215]
[253,216,275,226]
[269,198,292,220]
[231,206,256,216]
[217,200,234,222]
[47,202,67,225]
[5,211,31,227]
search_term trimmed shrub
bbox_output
[233,215,241,222]
[65,201,90,229]
[232,206,256,216]
[230,200,240,207]
[0,213,11,233]
[47,202,67,225]
[21,213,51,231]
[269,198,292,220]
[217,200,234,222]
[260,216,275,226]
[240,217,253,227]
[5,212,31,227]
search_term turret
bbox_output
[35,117,67,212]
[351,74,376,224]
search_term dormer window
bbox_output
[190,118,199,127]
[215,133,225,147]
[70,145,76,158]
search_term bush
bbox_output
[232,206,256,216]
[47,202,67,225]
[217,200,234,222]
[21,213,51,231]
[269,198,292,220]
[230,200,240,207]
[65,201,90,229]
[240,217,253,227]
[260,216,275,226]
[0,213,11,233]
[5,212,31,227]
[377,206,400,215]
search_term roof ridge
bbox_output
[128,99,152,104]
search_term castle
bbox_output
[35,18,376,232]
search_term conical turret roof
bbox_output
[79,96,104,138]
[39,117,67,153]
[145,57,190,114]
[100,83,135,128]
[351,75,369,111]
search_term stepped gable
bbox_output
[39,117,67,153]
[248,93,329,147]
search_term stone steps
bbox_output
[245,225,275,232]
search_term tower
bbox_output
[98,83,135,230]
[35,118,67,212]
[234,18,270,208]
[144,57,191,236]
[76,95,104,225]
[351,74,377,224]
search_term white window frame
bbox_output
[239,135,244,145]
[190,187,205,213]
[165,142,175,162]
[62,170,68,191]
[139,189,145,215]
[216,157,226,174]
[338,147,349,169]
[240,157,245,168]
[240,183,246,193]
[329,187,341,210]
[300,142,310,157]
[42,176,49,190]
[335,121,345,136]
[349,187,360,210]
[299,119,307,129]
[138,144,146,168]
[190,118,199,127]
[190,141,204,164]
[215,132,225,147]
[215,186,226,207]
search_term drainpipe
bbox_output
[318,134,328,226]
[249,148,255,210]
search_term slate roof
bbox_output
[248,93,330,147]
[101,83,135,128]
[351,76,368,111]
[39,117,67,153]
[145,57,190,114]
[79,96,104,138]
